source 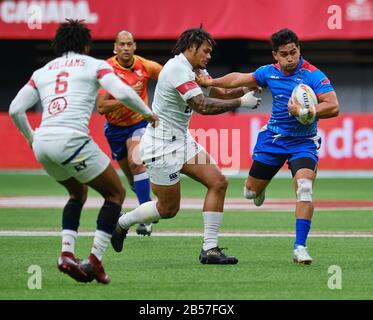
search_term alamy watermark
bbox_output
[327,5,343,30]
[327,265,342,290]
[129,127,242,175]
[27,4,43,30]
[327,0,373,30]
[27,265,42,290]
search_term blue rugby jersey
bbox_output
[253,57,334,137]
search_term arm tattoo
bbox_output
[187,94,240,115]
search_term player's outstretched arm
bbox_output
[209,86,261,99]
[196,72,255,89]
[9,84,40,146]
[188,94,240,115]
[187,91,261,115]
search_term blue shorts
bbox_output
[252,129,321,167]
[104,120,147,160]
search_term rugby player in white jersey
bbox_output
[111,27,261,264]
[8,20,158,284]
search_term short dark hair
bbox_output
[52,19,92,56]
[172,27,216,55]
[270,28,299,51]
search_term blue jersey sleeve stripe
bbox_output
[316,87,334,97]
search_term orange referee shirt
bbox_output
[99,55,162,126]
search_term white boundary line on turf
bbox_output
[1,196,372,211]
[1,230,373,238]
[2,170,373,178]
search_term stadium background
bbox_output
[0,0,372,303]
[1,0,373,173]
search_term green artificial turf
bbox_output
[0,236,372,299]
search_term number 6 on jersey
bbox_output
[55,71,69,94]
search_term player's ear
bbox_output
[189,43,197,53]
[133,42,137,51]
[272,50,278,62]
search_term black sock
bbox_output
[62,199,83,231]
[97,200,122,234]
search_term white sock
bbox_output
[119,201,161,229]
[202,211,223,251]
[61,229,77,254]
[91,230,111,261]
[133,171,149,182]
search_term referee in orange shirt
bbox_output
[96,31,162,236]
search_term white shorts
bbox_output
[33,135,110,183]
[140,131,205,185]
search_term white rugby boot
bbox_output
[293,245,313,265]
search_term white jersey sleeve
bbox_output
[95,59,115,79]
[9,81,40,144]
[170,63,203,102]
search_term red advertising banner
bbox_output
[1,112,372,171]
[0,0,373,40]
[190,113,373,171]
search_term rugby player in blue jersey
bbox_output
[196,29,340,264]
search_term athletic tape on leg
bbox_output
[296,178,313,202]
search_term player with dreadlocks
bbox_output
[110,27,261,264]
[9,19,158,284]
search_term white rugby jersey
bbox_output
[149,53,210,138]
[29,52,113,136]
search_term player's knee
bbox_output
[157,202,180,218]
[70,185,88,204]
[128,160,145,175]
[105,184,126,206]
[244,186,257,199]
[79,193,88,205]
[296,178,313,202]
[211,174,228,193]
[116,186,126,204]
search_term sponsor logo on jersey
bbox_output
[74,160,87,172]
[48,97,67,115]
[169,172,179,181]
